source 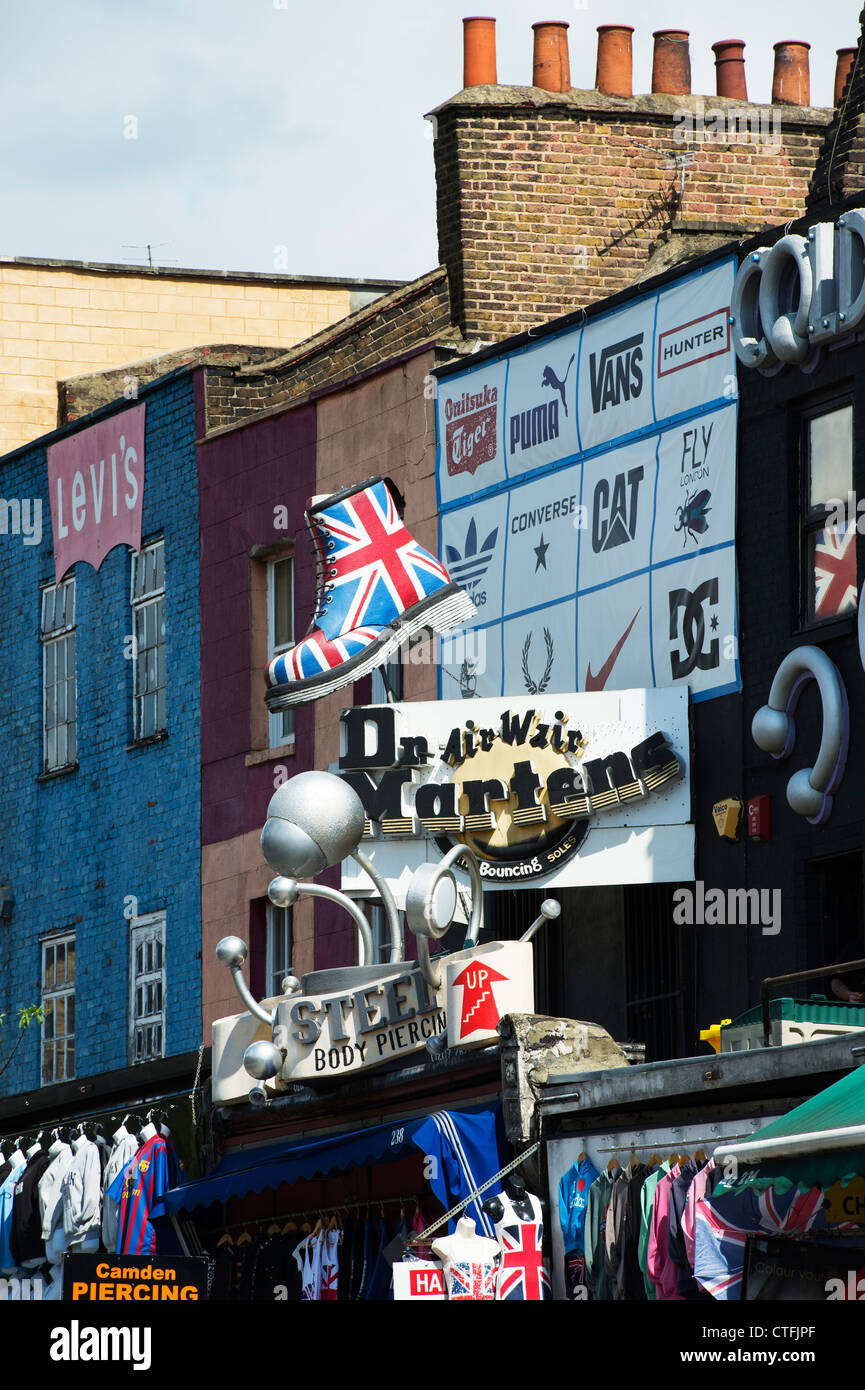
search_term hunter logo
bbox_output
[339,703,682,883]
[656,308,729,378]
[522,628,554,694]
[589,334,644,413]
[592,466,644,552]
[443,384,498,477]
[445,517,498,606]
[669,578,720,678]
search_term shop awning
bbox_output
[714,1063,865,1195]
[163,1106,504,1216]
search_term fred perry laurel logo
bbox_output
[522,628,554,695]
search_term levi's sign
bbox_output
[47,402,145,583]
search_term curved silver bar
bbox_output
[416,935,442,992]
[438,844,484,948]
[229,965,274,1027]
[297,881,372,967]
[351,847,404,963]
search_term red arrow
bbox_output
[451,961,510,1039]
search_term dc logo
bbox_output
[669,579,719,678]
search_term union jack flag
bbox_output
[318,480,449,638]
[694,1185,824,1300]
[496,1222,551,1301]
[445,1259,498,1301]
[814,523,858,619]
[320,1262,338,1301]
[273,624,381,682]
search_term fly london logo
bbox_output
[444,384,498,477]
[589,334,644,413]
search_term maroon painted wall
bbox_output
[197,392,316,846]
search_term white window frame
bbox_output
[265,901,293,998]
[129,911,166,1064]
[41,577,77,772]
[131,539,166,740]
[267,555,295,749]
[41,931,75,1085]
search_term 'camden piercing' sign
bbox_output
[47,403,145,582]
[337,691,690,888]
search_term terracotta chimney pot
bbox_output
[772,41,810,106]
[596,25,634,98]
[532,20,571,93]
[463,17,497,88]
[652,29,691,95]
[712,40,748,101]
[834,47,857,107]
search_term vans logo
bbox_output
[589,334,644,413]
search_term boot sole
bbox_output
[265,583,477,709]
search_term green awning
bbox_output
[714,1064,865,1195]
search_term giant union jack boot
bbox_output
[265,476,476,707]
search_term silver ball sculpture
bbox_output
[260,771,365,879]
[216,936,247,969]
[243,1040,284,1082]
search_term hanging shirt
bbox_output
[110,1133,170,1255]
[558,1156,599,1256]
[638,1162,670,1300]
[682,1157,716,1275]
[102,1132,140,1252]
[583,1169,617,1301]
[493,1190,551,1301]
[11,1150,53,1267]
[618,1164,651,1301]
[668,1158,703,1297]
[61,1138,102,1253]
[320,1228,340,1301]
[603,1171,630,1298]
[647,1164,685,1301]
[0,1162,25,1273]
[39,1145,74,1264]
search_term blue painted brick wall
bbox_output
[0,372,201,1096]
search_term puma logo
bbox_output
[541,355,575,417]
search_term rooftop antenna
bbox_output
[121,242,178,270]
[630,139,695,202]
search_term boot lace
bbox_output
[305,510,337,629]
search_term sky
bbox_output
[1,0,860,284]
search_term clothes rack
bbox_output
[215,1194,422,1233]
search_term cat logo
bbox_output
[589,334,644,413]
[592,466,643,551]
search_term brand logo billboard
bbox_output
[443,385,498,476]
[444,517,498,605]
[338,701,682,883]
[589,334,644,413]
[592,466,644,552]
[47,402,146,583]
[656,308,730,378]
[669,578,720,678]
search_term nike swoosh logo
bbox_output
[585,609,641,692]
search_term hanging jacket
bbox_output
[102,1132,139,1252]
[603,1171,630,1297]
[638,1161,670,1300]
[682,1157,716,1276]
[618,1163,650,1301]
[558,1156,599,1257]
[647,1165,685,1301]
[11,1149,53,1266]
[0,1162,26,1273]
[61,1138,102,1252]
[668,1158,704,1297]
[39,1144,74,1263]
[583,1170,617,1301]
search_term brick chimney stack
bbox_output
[433,19,832,340]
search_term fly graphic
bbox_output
[674,488,711,546]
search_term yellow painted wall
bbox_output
[0,262,371,454]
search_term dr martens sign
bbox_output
[337,691,691,889]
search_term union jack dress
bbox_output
[493,1192,552,1301]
